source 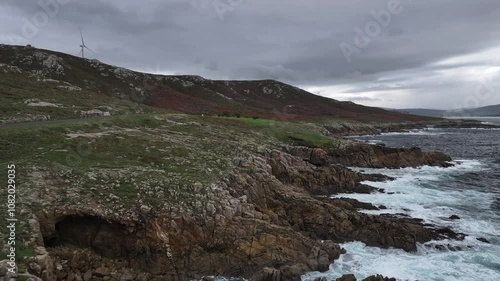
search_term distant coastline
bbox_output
[446,116,500,125]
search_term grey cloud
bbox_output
[1,0,500,108]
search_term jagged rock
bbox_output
[285,146,328,166]
[83,270,92,281]
[286,142,452,169]
[362,275,397,281]
[267,150,373,195]
[330,198,380,211]
[252,267,282,281]
[67,271,76,281]
[56,267,68,280]
[336,274,356,281]
[477,237,490,243]
[0,265,7,276]
[136,273,149,281]
[95,267,112,277]
[120,271,135,281]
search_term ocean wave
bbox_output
[380,129,450,136]
[342,160,496,228]
[324,159,500,280]
[302,241,500,281]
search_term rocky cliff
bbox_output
[3,140,462,281]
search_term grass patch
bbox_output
[267,123,338,148]
[208,116,337,148]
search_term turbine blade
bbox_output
[84,46,96,55]
[79,28,85,45]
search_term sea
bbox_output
[303,117,500,281]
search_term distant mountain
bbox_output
[392,105,500,118]
[0,44,435,123]
[393,108,446,118]
[455,104,500,117]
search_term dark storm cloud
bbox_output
[1,0,500,108]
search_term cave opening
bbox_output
[43,215,129,259]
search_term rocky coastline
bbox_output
[1,44,498,281]
[323,119,500,137]
[1,137,468,281]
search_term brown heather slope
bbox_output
[0,44,436,123]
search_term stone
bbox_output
[18,273,42,281]
[56,268,68,280]
[120,272,135,281]
[95,267,112,277]
[449,215,460,220]
[477,237,491,243]
[70,255,80,269]
[29,262,43,275]
[67,271,76,281]
[140,205,152,214]
[362,275,396,281]
[35,246,48,255]
[136,273,148,281]
[83,270,92,281]
[0,266,7,277]
[252,267,281,281]
[336,274,357,281]
[41,270,51,281]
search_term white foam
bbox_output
[380,129,451,136]
[318,160,500,281]
[350,128,453,140]
[467,127,500,130]
[340,161,497,232]
[302,241,500,281]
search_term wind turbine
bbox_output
[79,28,96,59]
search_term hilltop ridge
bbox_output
[0,44,434,123]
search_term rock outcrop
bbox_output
[323,119,500,137]
[332,274,396,281]
[20,142,461,281]
[286,142,452,169]
[314,274,397,281]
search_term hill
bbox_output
[457,104,500,117]
[0,44,434,123]
[393,108,446,118]
[392,104,500,118]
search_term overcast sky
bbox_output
[1,0,500,109]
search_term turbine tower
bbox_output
[79,28,96,59]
